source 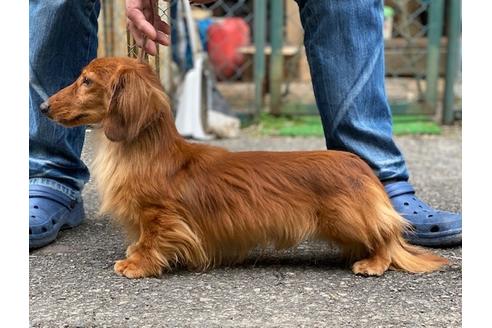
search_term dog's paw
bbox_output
[352,259,387,277]
[114,259,148,279]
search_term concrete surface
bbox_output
[30,126,462,327]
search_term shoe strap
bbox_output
[384,181,415,198]
[29,185,77,210]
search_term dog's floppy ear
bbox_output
[104,67,157,142]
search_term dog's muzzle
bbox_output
[40,101,50,114]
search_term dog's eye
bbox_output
[82,77,92,86]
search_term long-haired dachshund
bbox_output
[42,57,447,278]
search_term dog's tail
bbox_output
[375,197,448,273]
[388,235,448,273]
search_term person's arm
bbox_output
[126,0,216,55]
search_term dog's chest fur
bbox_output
[91,131,152,223]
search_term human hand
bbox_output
[126,0,171,55]
[126,0,217,55]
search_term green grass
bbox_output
[259,113,441,137]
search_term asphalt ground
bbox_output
[30,126,462,327]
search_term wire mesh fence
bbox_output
[98,0,460,123]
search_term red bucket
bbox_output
[207,18,251,79]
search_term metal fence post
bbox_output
[254,0,267,120]
[443,0,461,125]
[269,0,284,116]
[424,0,444,111]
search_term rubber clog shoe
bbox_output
[385,181,461,247]
[29,185,85,250]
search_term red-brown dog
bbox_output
[42,57,447,278]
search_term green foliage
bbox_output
[259,114,441,137]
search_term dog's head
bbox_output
[42,57,169,142]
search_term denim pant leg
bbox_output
[296,0,409,182]
[29,0,100,200]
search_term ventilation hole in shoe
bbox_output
[413,211,418,214]
[31,215,35,218]
[51,219,57,225]
[33,205,39,209]
[29,228,32,235]
[418,205,423,208]
[430,225,440,233]
[41,227,47,233]
[428,214,434,218]
[404,202,409,206]
[412,197,416,201]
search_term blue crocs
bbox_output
[385,181,462,247]
[29,185,85,250]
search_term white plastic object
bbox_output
[174,0,214,140]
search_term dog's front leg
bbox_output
[114,209,207,278]
[123,221,141,258]
[125,243,139,257]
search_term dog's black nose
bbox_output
[40,101,50,114]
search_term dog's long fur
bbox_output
[45,57,447,278]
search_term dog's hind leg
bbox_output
[351,246,391,276]
[316,186,447,276]
[317,210,395,276]
[315,183,441,276]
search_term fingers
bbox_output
[126,0,172,53]
[144,40,158,56]
[128,21,159,56]
[156,31,171,47]
[127,7,157,41]
[151,16,171,45]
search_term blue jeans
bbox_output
[297,0,409,182]
[29,0,100,200]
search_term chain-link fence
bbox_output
[98,0,461,124]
